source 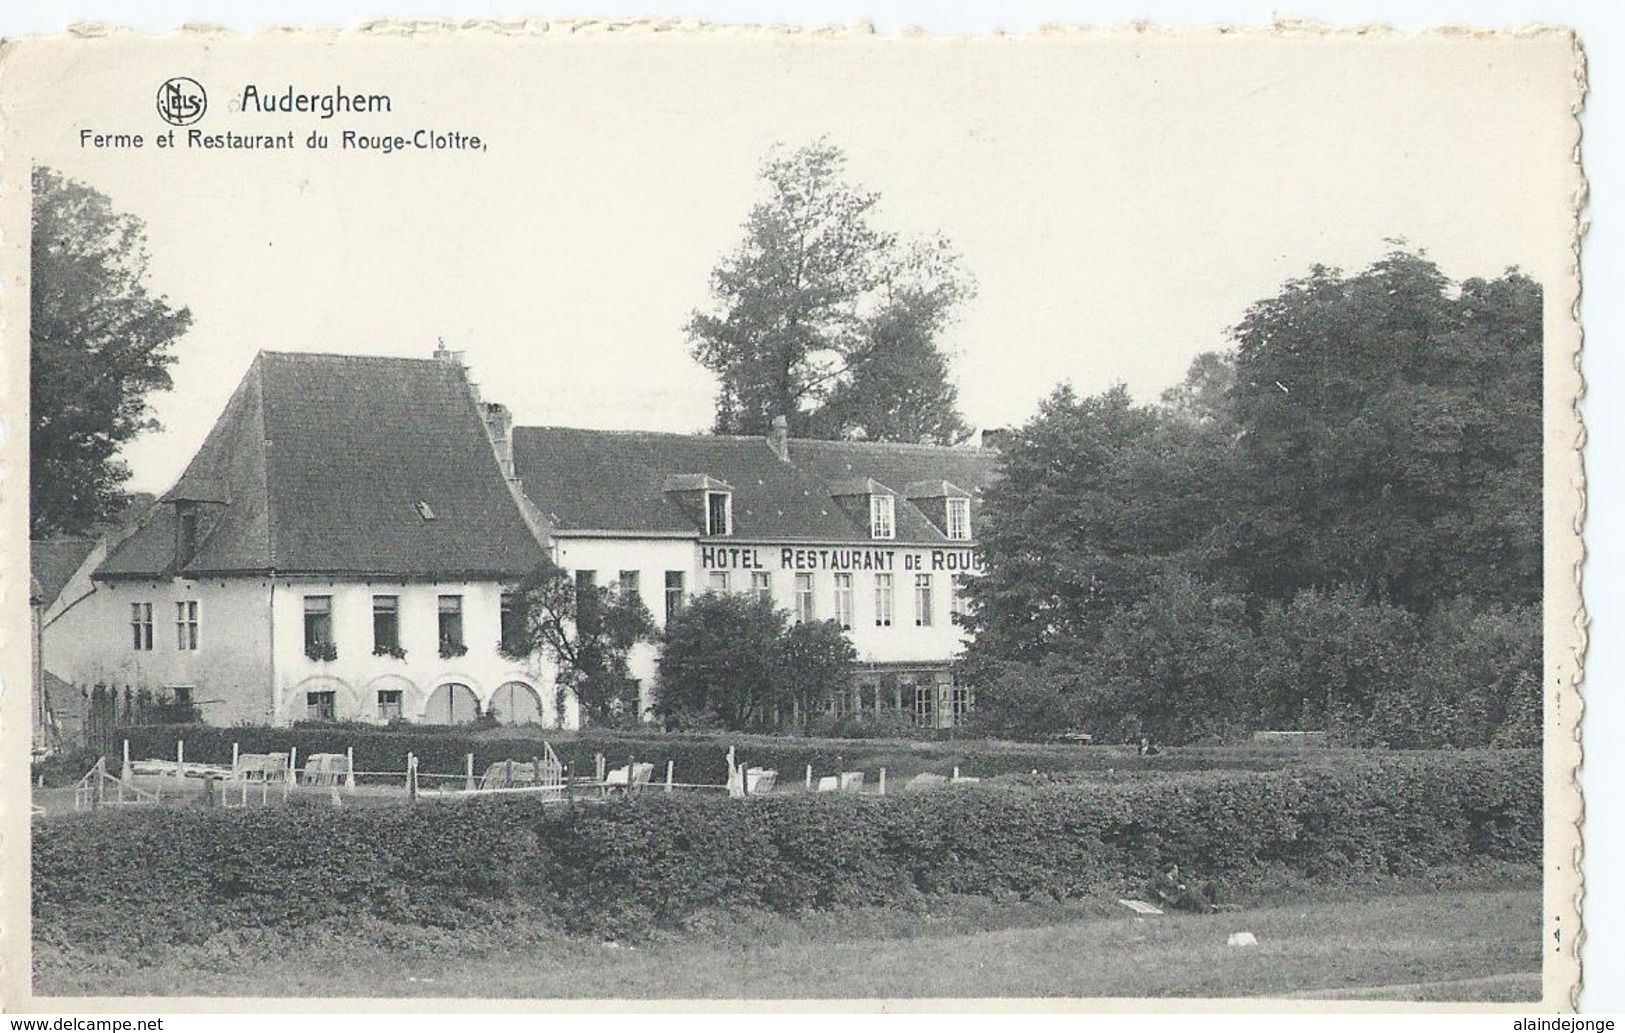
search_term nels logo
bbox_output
[156,77,207,126]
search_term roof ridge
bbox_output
[516,424,989,456]
[518,425,768,445]
[792,437,991,455]
[257,349,451,367]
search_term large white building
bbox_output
[38,348,996,730]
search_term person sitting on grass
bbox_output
[1144,864,1219,913]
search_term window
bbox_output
[306,690,336,722]
[794,573,815,624]
[499,592,525,655]
[573,570,598,626]
[705,491,732,536]
[913,682,934,726]
[833,573,854,630]
[664,571,685,623]
[373,595,401,656]
[708,570,730,593]
[874,573,894,627]
[438,594,465,657]
[751,571,772,605]
[950,575,970,621]
[914,574,933,627]
[175,600,200,650]
[177,504,200,562]
[829,684,853,717]
[618,570,641,603]
[952,684,973,723]
[946,497,971,540]
[377,689,403,721]
[130,602,153,651]
[303,596,334,660]
[869,494,895,539]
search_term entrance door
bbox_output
[424,682,479,724]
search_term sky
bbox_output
[7,25,1578,495]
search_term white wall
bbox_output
[43,576,276,726]
[552,536,695,718]
[693,541,980,666]
[268,578,574,727]
[553,535,982,720]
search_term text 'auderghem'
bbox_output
[239,84,392,118]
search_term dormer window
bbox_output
[870,494,895,540]
[176,503,200,564]
[946,497,971,540]
[663,474,734,536]
[706,491,732,536]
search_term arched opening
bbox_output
[489,681,543,726]
[281,677,361,725]
[362,675,422,724]
[423,682,480,725]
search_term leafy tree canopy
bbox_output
[687,139,974,443]
[502,559,656,727]
[1219,248,1542,610]
[962,248,1542,746]
[31,166,191,537]
[654,591,856,732]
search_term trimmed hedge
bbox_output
[35,750,1538,949]
[117,724,1388,788]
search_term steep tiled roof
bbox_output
[30,537,97,608]
[788,438,997,541]
[98,352,545,580]
[513,427,999,545]
[513,427,856,540]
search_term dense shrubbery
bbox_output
[35,750,1537,948]
[655,592,857,732]
[971,594,1540,748]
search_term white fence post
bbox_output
[345,746,356,791]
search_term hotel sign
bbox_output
[700,544,984,573]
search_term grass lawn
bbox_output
[34,882,1541,1001]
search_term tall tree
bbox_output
[959,381,1231,679]
[687,139,974,442]
[961,248,1543,744]
[31,166,191,537]
[502,559,656,727]
[1218,249,1542,610]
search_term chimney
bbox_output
[432,338,464,368]
[768,414,790,462]
[483,402,515,479]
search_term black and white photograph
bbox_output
[0,10,1595,1017]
